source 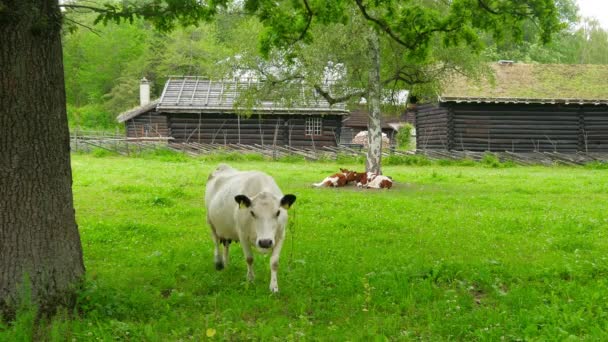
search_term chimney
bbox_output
[139,77,150,106]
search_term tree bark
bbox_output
[0,0,85,317]
[366,28,383,174]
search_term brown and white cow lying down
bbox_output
[312,168,361,187]
[356,172,393,189]
[205,164,296,293]
[314,168,393,189]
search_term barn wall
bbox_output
[168,113,342,147]
[415,103,608,152]
[451,103,580,152]
[583,106,608,152]
[126,112,169,138]
[415,103,449,150]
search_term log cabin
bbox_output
[117,77,348,148]
[416,62,608,152]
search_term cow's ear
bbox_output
[280,194,296,209]
[235,195,251,208]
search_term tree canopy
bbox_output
[60,0,608,129]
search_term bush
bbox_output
[198,152,267,162]
[480,153,515,168]
[91,148,119,158]
[68,104,119,129]
[335,154,366,165]
[396,123,414,150]
[276,154,306,163]
[585,161,608,170]
[137,148,190,162]
[384,154,432,166]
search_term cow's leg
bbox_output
[241,241,255,282]
[223,239,231,267]
[208,220,224,270]
[269,236,285,293]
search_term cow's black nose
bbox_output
[258,239,273,248]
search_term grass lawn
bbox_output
[3,152,608,340]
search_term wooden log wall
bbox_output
[415,104,449,150]
[583,106,608,152]
[126,112,169,138]
[452,104,580,152]
[167,113,341,148]
[416,103,608,152]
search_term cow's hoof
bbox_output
[270,285,279,293]
[215,261,224,270]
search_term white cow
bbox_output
[204,164,296,292]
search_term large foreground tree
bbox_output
[0,0,85,317]
[244,0,562,174]
[0,0,226,318]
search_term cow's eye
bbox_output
[250,211,256,218]
[275,210,280,217]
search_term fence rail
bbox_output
[417,149,608,166]
[70,129,172,155]
[70,130,608,165]
[165,142,415,161]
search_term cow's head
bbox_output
[235,192,296,252]
[340,168,363,183]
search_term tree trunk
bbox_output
[366,28,383,174]
[0,1,85,317]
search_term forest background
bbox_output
[62,0,608,129]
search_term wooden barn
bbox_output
[416,63,608,152]
[117,77,348,148]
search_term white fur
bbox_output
[205,164,291,292]
[357,172,392,189]
[313,175,341,187]
[365,175,392,189]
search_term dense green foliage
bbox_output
[3,154,608,339]
[396,123,414,150]
[61,1,608,130]
[62,7,262,129]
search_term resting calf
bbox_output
[205,164,296,292]
[356,172,393,189]
[312,168,361,187]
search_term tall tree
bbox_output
[244,0,562,173]
[0,0,226,317]
[0,0,85,318]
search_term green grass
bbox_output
[3,153,608,340]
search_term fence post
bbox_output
[74,127,78,152]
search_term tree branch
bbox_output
[294,0,314,43]
[477,0,499,15]
[63,16,101,36]
[354,0,459,51]
[59,4,111,13]
[313,85,366,105]
[477,0,532,18]
[353,0,412,49]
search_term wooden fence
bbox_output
[70,129,172,155]
[418,149,608,166]
[70,130,608,165]
[166,142,413,161]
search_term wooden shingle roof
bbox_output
[156,77,347,114]
[440,63,608,105]
[116,99,159,123]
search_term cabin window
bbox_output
[305,117,322,136]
